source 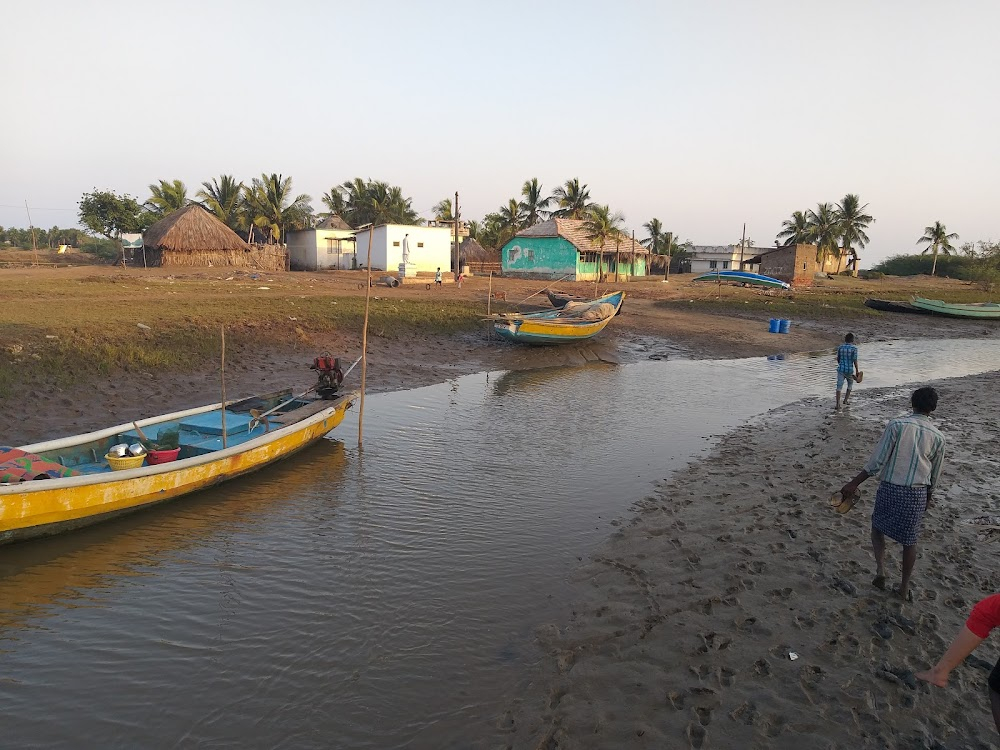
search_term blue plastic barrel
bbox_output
[768,318,780,333]
[779,319,791,334]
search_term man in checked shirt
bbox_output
[839,386,946,601]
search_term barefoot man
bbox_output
[917,593,1000,735]
[839,386,945,601]
[835,332,860,410]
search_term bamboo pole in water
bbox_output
[487,271,493,341]
[220,325,228,449]
[358,228,374,445]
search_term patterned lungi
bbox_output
[871,481,928,546]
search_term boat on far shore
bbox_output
[863,298,930,315]
[692,269,790,290]
[910,297,1000,319]
[491,291,625,345]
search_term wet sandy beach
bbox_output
[504,372,1000,749]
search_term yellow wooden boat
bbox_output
[0,389,357,545]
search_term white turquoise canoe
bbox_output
[910,297,1000,319]
[692,270,790,290]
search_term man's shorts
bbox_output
[837,371,855,390]
[990,657,1000,694]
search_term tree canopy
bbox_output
[78,189,148,239]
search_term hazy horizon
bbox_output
[3,0,998,266]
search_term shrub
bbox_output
[871,254,980,280]
[859,270,884,280]
[80,238,121,262]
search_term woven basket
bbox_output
[106,453,145,471]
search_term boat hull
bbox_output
[0,393,356,545]
[863,298,930,314]
[910,297,1000,319]
[493,291,624,345]
[692,270,790,289]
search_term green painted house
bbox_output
[501,218,649,280]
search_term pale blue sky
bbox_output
[2,0,998,263]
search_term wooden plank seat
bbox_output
[270,399,337,425]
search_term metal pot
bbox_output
[127,443,146,457]
[109,443,129,458]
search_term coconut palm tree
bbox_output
[917,221,959,276]
[583,205,625,287]
[551,178,594,219]
[433,198,453,222]
[835,194,873,272]
[806,202,841,267]
[497,198,525,235]
[642,218,668,254]
[146,179,189,216]
[519,178,551,226]
[776,210,810,246]
[197,175,245,231]
[243,173,313,244]
[321,187,347,217]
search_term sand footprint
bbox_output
[686,721,707,749]
[718,667,736,687]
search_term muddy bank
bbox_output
[502,372,1000,749]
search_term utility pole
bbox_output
[24,200,39,266]
[664,231,672,282]
[454,191,460,279]
[739,222,746,269]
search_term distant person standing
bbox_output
[435,267,442,286]
[917,593,1000,736]
[839,386,946,601]
[836,332,860,410]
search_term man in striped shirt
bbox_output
[840,387,946,601]
[835,333,860,410]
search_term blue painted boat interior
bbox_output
[33,395,310,477]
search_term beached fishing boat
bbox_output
[910,297,1000,319]
[492,291,624,345]
[545,289,588,308]
[863,298,930,314]
[0,389,357,544]
[692,270,791,290]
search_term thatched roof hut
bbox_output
[143,205,286,271]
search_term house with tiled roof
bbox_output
[500,218,649,281]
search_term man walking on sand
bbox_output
[839,386,945,601]
[836,332,860,410]
[916,593,1000,736]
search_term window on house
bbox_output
[802,262,807,270]
[709,260,718,269]
[722,261,730,269]
[526,249,534,260]
[417,242,424,248]
[393,241,400,247]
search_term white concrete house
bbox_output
[286,216,357,271]
[688,245,759,274]
[353,224,452,273]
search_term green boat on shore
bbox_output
[911,297,1000,319]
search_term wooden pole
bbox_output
[664,231,672,282]
[615,236,621,283]
[739,222,746,269]
[454,191,460,279]
[487,271,493,340]
[220,325,228,449]
[358,227,374,445]
[24,201,39,267]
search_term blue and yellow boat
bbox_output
[0,389,357,545]
[492,290,625,345]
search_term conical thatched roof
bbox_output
[315,214,353,230]
[143,204,249,252]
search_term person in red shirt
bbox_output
[917,593,1000,734]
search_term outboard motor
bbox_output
[311,353,344,399]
